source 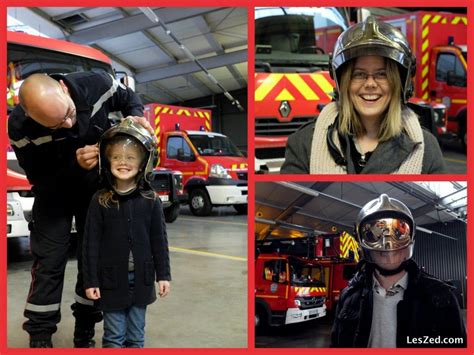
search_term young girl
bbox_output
[82,119,171,348]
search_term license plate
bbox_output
[159,195,169,202]
[309,309,318,316]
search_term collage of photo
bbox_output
[4,5,469,353]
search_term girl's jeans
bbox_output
[102,272,147,348]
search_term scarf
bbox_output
[309,102,424,174]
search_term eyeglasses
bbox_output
[351,70,388,84]
[46,98,76,131]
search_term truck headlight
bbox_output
[7,203,14,216]
[210,164,231,179]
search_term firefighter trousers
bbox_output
[23,191,102,340]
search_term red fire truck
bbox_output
[382,12,467,149]
[255,232,358,328]
[6,31,182,236]
[254,8,450,173]
[144,103,248,216]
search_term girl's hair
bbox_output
[338,57,403,141]
[98,135,156,208]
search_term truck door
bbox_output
[260,259,288,300]
[430,47,467,120]
[163,134,203,176]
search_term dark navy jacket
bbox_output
[331,260,466,348]
[83,189,171,311]
[8,71,143,194]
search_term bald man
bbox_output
[8,71,153,348]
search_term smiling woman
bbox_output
[280,16,446,174]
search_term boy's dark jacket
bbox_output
[83,189,171,311]
[331,260,466,348]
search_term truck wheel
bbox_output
[189,189,212,216]
[233,204,247,215]
[255,305,268,333]
[164,202,180,223]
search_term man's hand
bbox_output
[124,116,158,144]
[158,280,170,298]
[76,144,99,170]
[85,287,101,300]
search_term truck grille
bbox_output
[237,172,247,181]
[256,116,315,136]
[255,147,286,160]
[151,174,171,193]
[296,296,325,310]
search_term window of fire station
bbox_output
[263,260,287,284]
[436,53,466,87]
[167,136,194,161]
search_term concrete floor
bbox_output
[7,206,248,348]
[440,139,466,174]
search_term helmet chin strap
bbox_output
[373,261,408,276]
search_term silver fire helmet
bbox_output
[330,16,416,102]
[99,118,157,186]
[355,194,415,266]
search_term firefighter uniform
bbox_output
[8,71,144,346]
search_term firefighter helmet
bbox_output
[330,16,416,102]
[355,194,415,269]
[99,119,157,193]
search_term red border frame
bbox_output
[2,2,472,355]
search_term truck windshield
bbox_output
[188,134,244,157]
[7,43,113,112]
[290,260,326,287]
[255,7,347,72]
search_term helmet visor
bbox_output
[359,217,412,251]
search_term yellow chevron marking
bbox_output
[275,88,295,101]
[431,15,442,24]
[205,121,211,131]
[310,74,334,95]
[422,92,429,100]
[422,79,429,91]
[422,52,429,65]
[287,74,319,100]
[422,39,429,52]
[154,106,162,115]
[177,109,191,116]
[162,107,170,114]
[255,74,283,101]
[422,15,432,26]
[204,112,210,119]
[461,17,467,25]
[422,27,429,39]
[421,66,429,78]
[197,111,204,118]
[452,17,461,25]
[441,18,447,24]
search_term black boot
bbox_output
[73,326,95,348]
[30,338,53,348]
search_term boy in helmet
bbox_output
[331,194,465,348]
[281,16,446,174]
[82,119,171,348]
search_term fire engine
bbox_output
[6,31,182,237]
[255,231,358,328]
[254,7,450,173]
[144,103,248,216]
[382,11,467,149]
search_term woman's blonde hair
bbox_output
[338,57,403,141]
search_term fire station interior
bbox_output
[255,181,467,348]
[7,7,247,348]
[254,6,467,174]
